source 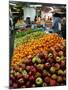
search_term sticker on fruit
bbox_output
[9,1,66,89]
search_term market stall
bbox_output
[9,1,66,89]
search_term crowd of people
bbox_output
[9,12,66,39]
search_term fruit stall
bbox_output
[9,1,66,89]
[10,29,66,88]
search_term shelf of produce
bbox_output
[10,29,66,88]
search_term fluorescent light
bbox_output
[29,5,42,7]
[9,3,16,6]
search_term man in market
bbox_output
[52,13,61,31]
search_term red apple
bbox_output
[50,79,57,86]
[29,75,35,81]
[44,76,50,83]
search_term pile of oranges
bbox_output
[12,33,64,66]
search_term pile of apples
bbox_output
[10,42,66,88]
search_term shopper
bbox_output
[34,16,37,22]
[26,17,31,28]
[52,13,61,31]
[61,14,66,39]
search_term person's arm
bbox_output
[52,18,55,29]
[58,18,61,31]
[58,22,61,31]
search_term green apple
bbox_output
[35,77,43,85]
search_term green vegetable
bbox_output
[15,29,44,38]
[14,31,45,48]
